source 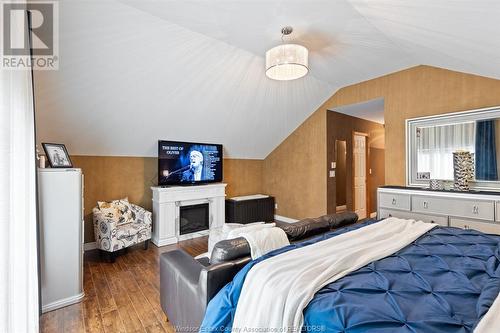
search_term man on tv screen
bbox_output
[158,141,222,185]
[181,150,204,182]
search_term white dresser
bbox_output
[377,186,500,235]
[38,168,84,312]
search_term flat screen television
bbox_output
[158,140,223,186]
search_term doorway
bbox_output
[353,132,368,219]
[326,98,385,217]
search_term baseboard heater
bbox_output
[225,194,275,224]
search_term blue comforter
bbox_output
[200,220,500,332]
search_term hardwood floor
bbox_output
[40,237,208,333]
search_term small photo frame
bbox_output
[42,143,73,168]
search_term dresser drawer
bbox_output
[379,192,410,211]
[450,218,500,235]
[379,209,448,226]
[495,202,500,222]
[412,195,494,221]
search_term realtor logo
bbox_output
[1,1,59,70]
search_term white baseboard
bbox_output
[84,242,97,251]
[42,292,85,313]
[274,214,299,223]
[151,236,178,247]
[336,205,347,212]
[370,212,377,218]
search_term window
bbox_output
[416,122,475,180]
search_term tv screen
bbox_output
[158,140,223,186]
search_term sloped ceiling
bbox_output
[331,98,385,124]
[35,0,500,159]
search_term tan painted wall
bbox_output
[263,65,500,219]
[72,156,262,243]
[262,109,328,220]
[330,65,500,184]
[223,159,263,198]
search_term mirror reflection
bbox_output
[416,119,500,181]
[336,140,347,212]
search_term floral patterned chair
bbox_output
[93,199,152,262]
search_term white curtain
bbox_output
[0,14,40,333]
[417,122,475,180]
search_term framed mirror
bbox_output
[407,106,500,191]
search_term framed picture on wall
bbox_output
[42,143,73,168]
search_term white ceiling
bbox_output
[330,98,385,124]
[35,0,500,158]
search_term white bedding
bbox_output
[197,223,281,261]
[232,217,437,332]
[226,222,274,239]
[240,227,289,259]
[226,222,288,259]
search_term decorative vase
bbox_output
[39,155,46,168]
[429,179,445,190]
[453,151,474,191]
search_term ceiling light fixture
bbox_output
[265,26,309,81]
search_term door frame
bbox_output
[352,131,369,219]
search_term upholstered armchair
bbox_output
[93,203,152,261]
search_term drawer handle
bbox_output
[392,198,397,205]
[473,206,479,214]
[423,201,428,209]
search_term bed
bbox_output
[200,218,500,333]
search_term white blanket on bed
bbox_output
[239,227,290,260]
[232,217,437,332]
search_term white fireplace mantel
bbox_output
[151,183,227,246]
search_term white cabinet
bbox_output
[378,187,500,235]
[38,168,84,312]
